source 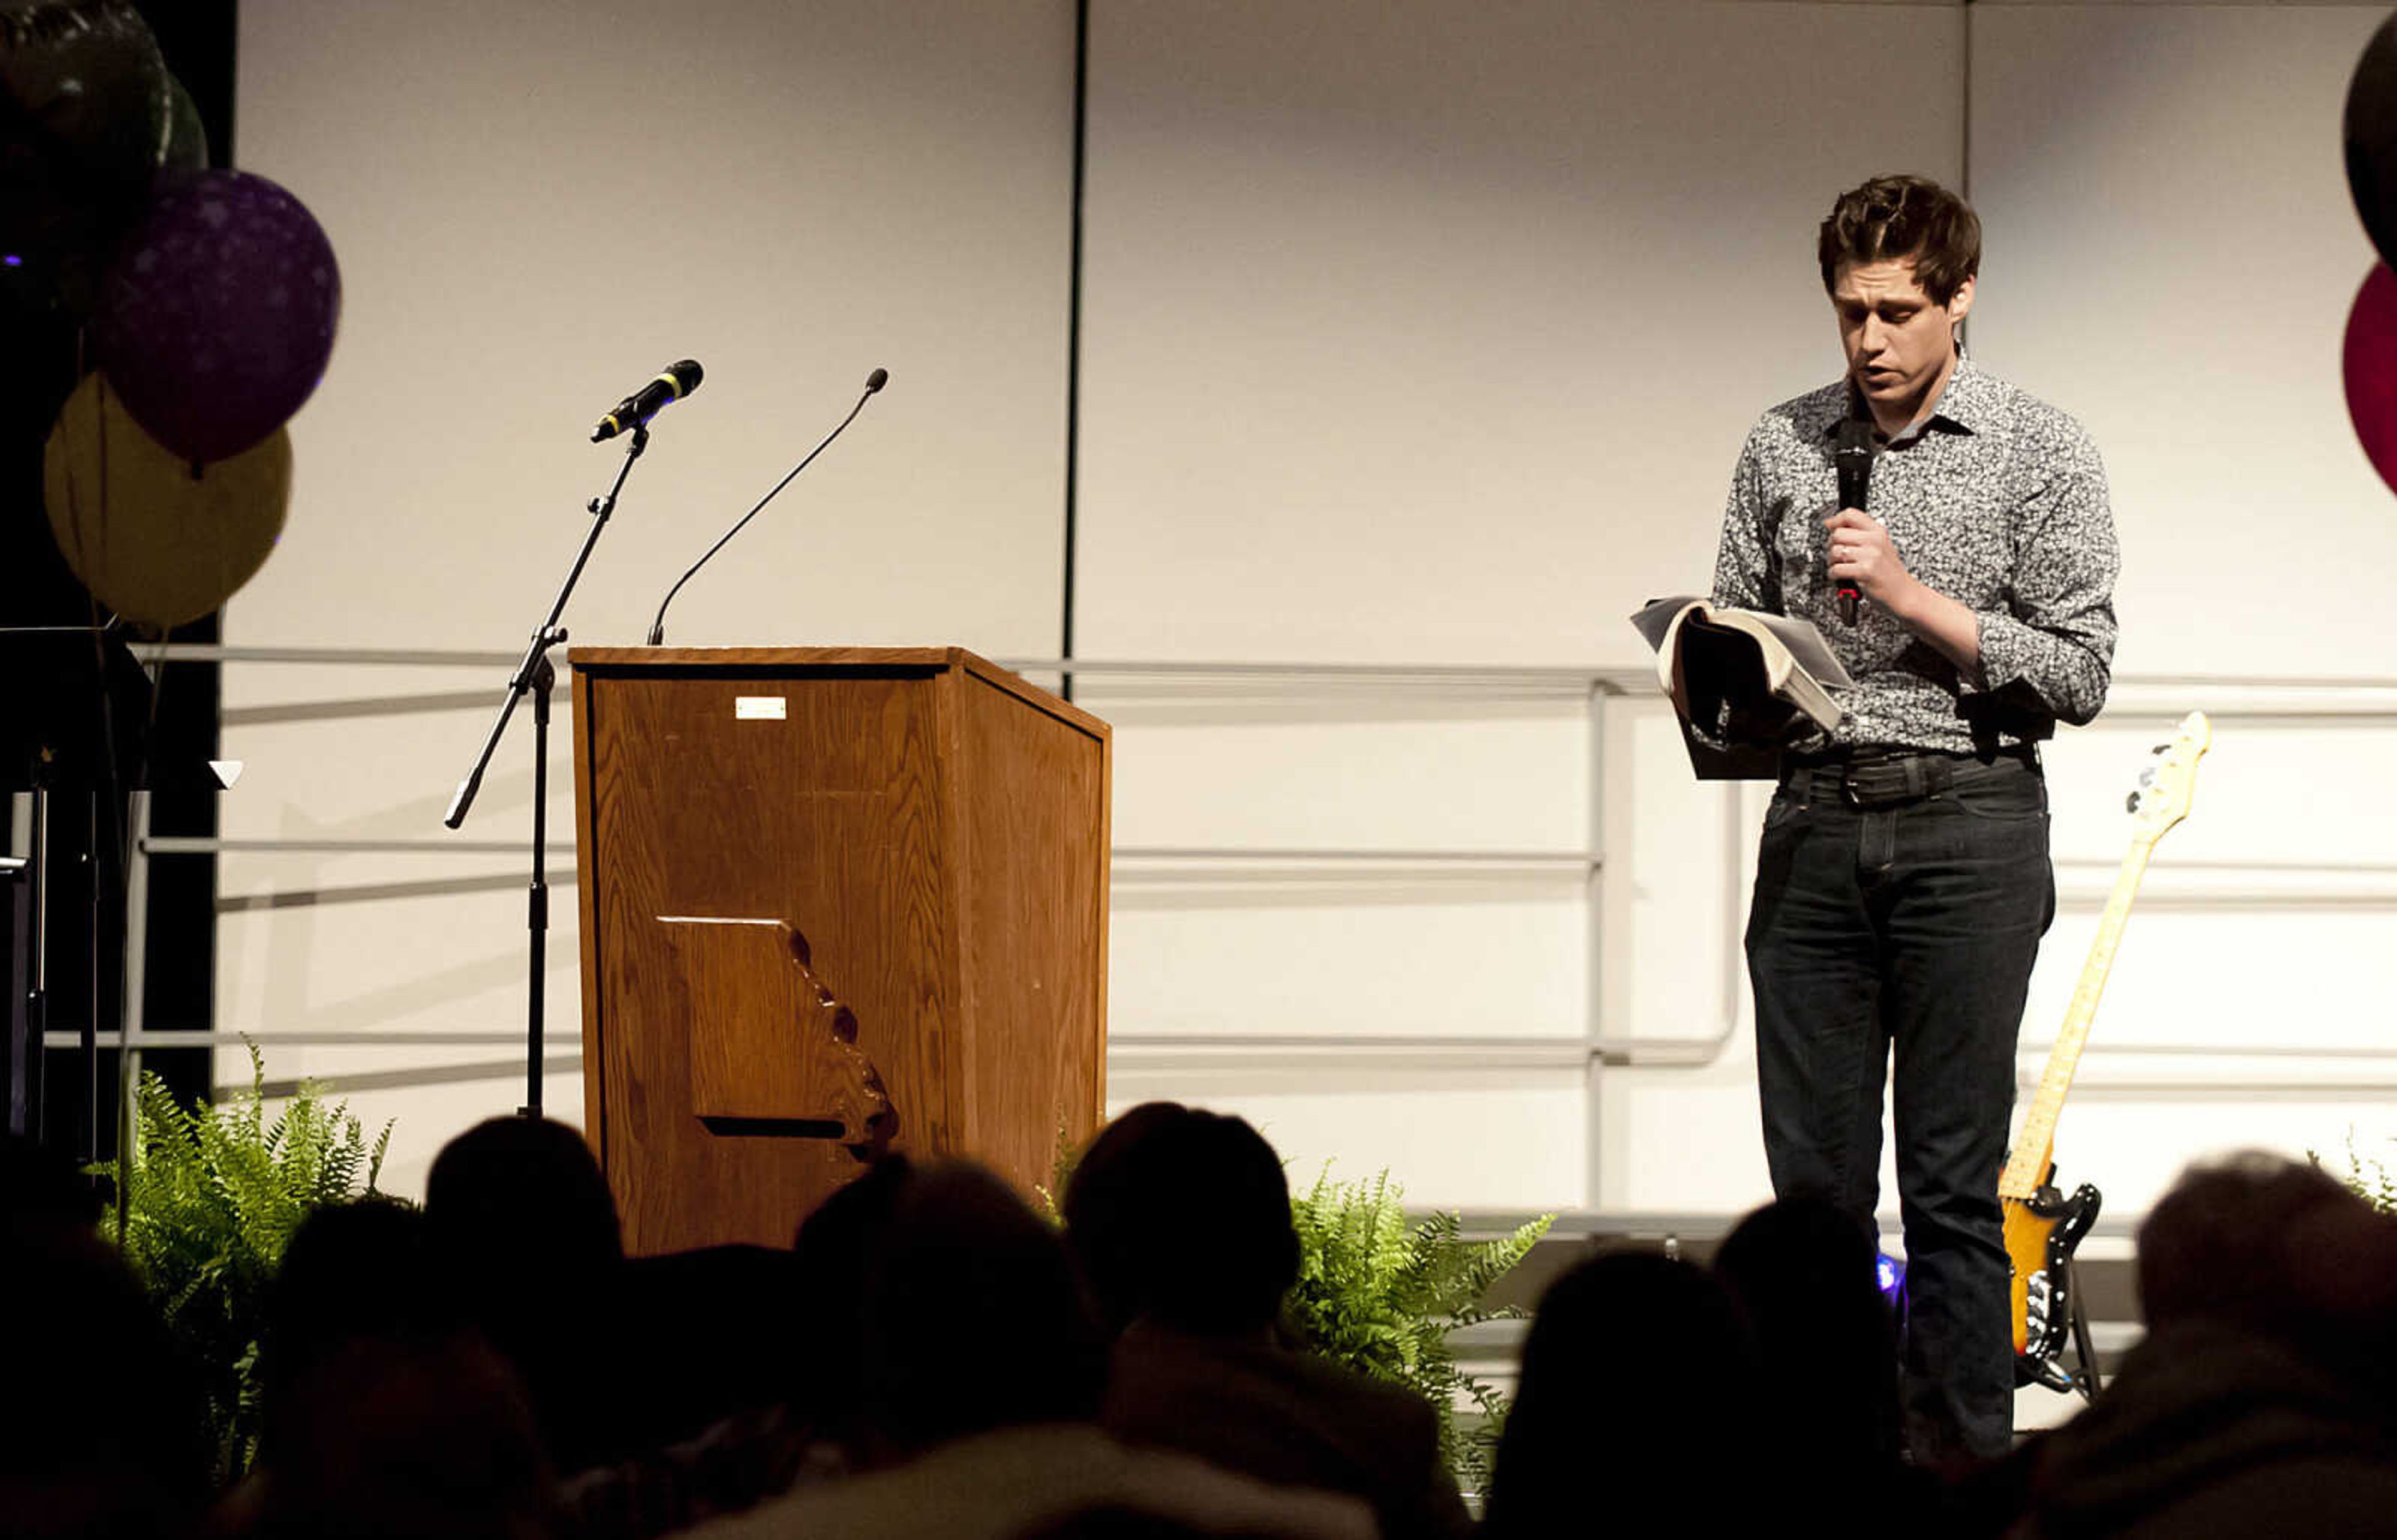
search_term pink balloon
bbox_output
[91,168,340,464]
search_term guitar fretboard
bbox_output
[1998,836,2157,1200]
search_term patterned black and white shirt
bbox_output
[1711,355,2119,755]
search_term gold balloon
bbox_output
[42,370,290,629]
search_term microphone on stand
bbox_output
[594,360,704,442]
[1832,418,1876,625]
[645,367,891,647]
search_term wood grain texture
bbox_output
[668,918,891,1142]
[570,648,1108,1252]
[572,646,956,670]
[571,667,610,1167]
[955,650,1111,740]
[578,660,950,1252]
[571,647,1110,739]
[948,665,1110,1194]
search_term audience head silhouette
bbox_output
[2139,1150,2397,1380]
[788,1152,918,1438]
[1064,1101,1298,1338]
[425,1115,622,1278]
[249,1330,554,1540]
[260,1197,455,1454]
[2024,1154,2397,1539]
[1,1132,212,1538]
[860,1159,1106,1459]
[423,1116,624,1473]
[1485,1248,1763,1536]
[1713,1195,1903,1474]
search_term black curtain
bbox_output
[3,1,240,1155]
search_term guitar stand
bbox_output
[2065,1254,2104,1400]
[2052,1257,2109,1401]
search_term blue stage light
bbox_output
[1876,1250,1906,1304]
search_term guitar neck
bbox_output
[2000,836,2156,1200]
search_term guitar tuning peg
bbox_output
[2138,767,2157,787]
[2150,743,2167,755]
[2125,790,2142,813]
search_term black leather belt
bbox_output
[1783,745,2036,810]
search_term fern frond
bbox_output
[96,1047,397,1488]
[1283,1161,1553,1493]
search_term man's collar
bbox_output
[1814,353,1996,441]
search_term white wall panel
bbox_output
[235,0,1076,655]
[1969,5,2395,680]
[221,0,1077,1194]
[1072,0,1964,1217]
[1104,1074,1590,1214]
[1077,0,1964,665]
[207,1,2397,1227]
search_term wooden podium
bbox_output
[569,647,1110,1255]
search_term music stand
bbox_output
[0,627,155,1163]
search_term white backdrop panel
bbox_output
[1102,1074,1589,1214]
[1969,4,2396,680]
[235,0,1075,655]
[209,1,2397,1220]
[1077,0,1964,665]
[220,0,1078,1194]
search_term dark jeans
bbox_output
[1745,751,2054,1463]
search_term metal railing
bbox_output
[31,642,2397,1209]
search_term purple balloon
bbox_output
[91,168,340,463]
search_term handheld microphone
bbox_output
[645,367,892,647]
[593,359,703,442]
[1833,418,1875,625]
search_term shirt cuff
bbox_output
[1959,609,2024,697]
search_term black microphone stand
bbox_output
[444,426,649,1119]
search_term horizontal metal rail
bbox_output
[1112,847,1596,869]
[82,644,2397,1155]
[44,1030,582,1048]
[159,836,1597,869]
[152,836,565,856]
[126,639,2397,704]
[147,833,2397,882]
[54,1026,2397,1093]
[1450,1207,2157,1244]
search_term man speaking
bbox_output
[1711,175,2119,1463]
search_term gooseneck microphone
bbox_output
[1832,418,1876,625]
[593,359,704,442]
[645,366,891,647]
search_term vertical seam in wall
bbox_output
[1961,0,1974,355]
[1061,0,1090,704]
[1961,0,1974,207]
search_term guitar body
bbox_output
[2003,1172,2102,1391]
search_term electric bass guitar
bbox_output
[2002,710,2211,1393]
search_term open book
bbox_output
[1630,597,1853,779]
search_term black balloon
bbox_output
[159,72,206,172]
[0,0,172,310]
[2348,9,2397,270]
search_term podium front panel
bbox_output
[570,647,1109,1255]
[576,662,956,1253]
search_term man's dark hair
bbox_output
[2138,1152,2396,1349]
[1483,1250,1763,1538]
[860,1160,1106,1455]
[1062,1101,1298,1337]
[1818,174,1981,306]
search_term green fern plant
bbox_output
[92,1043,394,1484]
[1285,1166,1551,1496]
[2316,1130,2397,1215]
